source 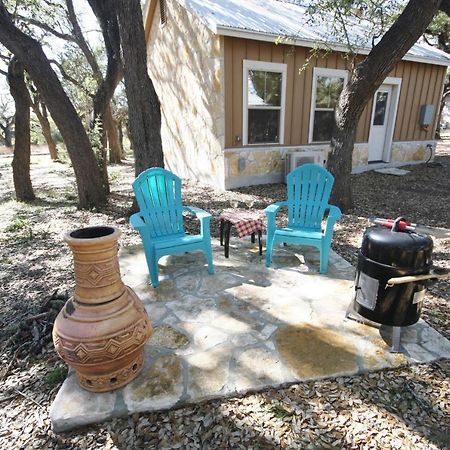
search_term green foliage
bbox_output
[51,125,64,145]
[58,45,98,117]
[46,364,68,386]
[30,117,45,145]
[4,0,108,136]
[88,115,104,163]
[270,404,294,419]
[109,170,122,182]
[6,217,29,232]
[5,217,34,242]
[5,0,68,43]
[0,256,13,265]
[297,0,404,56]
[425,12,450,53]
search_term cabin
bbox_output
[144,0,450,189]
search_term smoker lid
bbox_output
[361,226,433,269]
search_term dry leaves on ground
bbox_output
[0,141,448,449]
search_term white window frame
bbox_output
[309,67,348,144]
[243,60,287,146]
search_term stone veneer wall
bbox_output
[224,145,363,188]
[147,0,225,188]
[390,141,435,163]
[352,141,436,172]
[224,140,436,188]
[225,148,286,189]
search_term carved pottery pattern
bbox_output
[77,352,144,392]
[54,319,150,364]
[74,259,121,288]
[54,226,152,392]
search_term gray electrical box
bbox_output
[419,104,434,126]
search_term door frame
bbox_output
[368,77,402,162]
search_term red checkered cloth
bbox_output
[219,209,265,238]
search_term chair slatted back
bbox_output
[286,164,334,230]
[132,168,185,238]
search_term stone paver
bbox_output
[50,239,450,431]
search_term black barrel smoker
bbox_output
[348,218,441,351]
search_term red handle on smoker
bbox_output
[373,217,416,232]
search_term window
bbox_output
[243,60,287,145]
[309,68,348,143]
[373,91,388,125]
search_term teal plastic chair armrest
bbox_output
[130,213,146,231]
[324,205,342,234]
[183,206,211,237]
[183,206,212,220]
[264,201,288,217]
[131,168,215,286]
[327,205,342,220]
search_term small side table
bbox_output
[219,209,264,258]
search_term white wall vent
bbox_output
[285,150,327,177]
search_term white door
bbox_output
[368,85,392,162]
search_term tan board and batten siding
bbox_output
[224,36,446,148]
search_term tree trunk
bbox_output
[435,86,450,138]
[67,0,110,194]
[125,119,132,152]
[117,118,125,158]
[0,119,14,147]
[5,122,13,147]
[87,0,125,190]
[105,105,122,163]
[5,123,13,147]
[115,0,164,177]
[40,103,58,160]
[8,57,35,202]
[0,3,106,209]
[31,98,59,160]
[327,0,443,212]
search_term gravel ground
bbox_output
[0,141,449,449]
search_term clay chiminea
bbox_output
[53,226,152,392]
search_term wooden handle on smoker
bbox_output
[386,272,450,287]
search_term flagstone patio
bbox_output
[50,239,450,432]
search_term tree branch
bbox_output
[49,59,92,97]
[15,14,76,42]
[422,34,433,46]
[87,0,124,118]
[65,0,102,81]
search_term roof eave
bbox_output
[143,0,158,42]
[216,26,450,67]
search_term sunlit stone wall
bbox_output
[390,141,434,163]
[147,0,225,188]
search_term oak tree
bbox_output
[7,57,35,201]
[115,0,164,177]
[304,0,450,211]
[0,1,107,208]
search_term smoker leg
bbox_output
[390,326,402,353]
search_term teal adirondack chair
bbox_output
[130,168,214,287]
[265,164,342,273]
